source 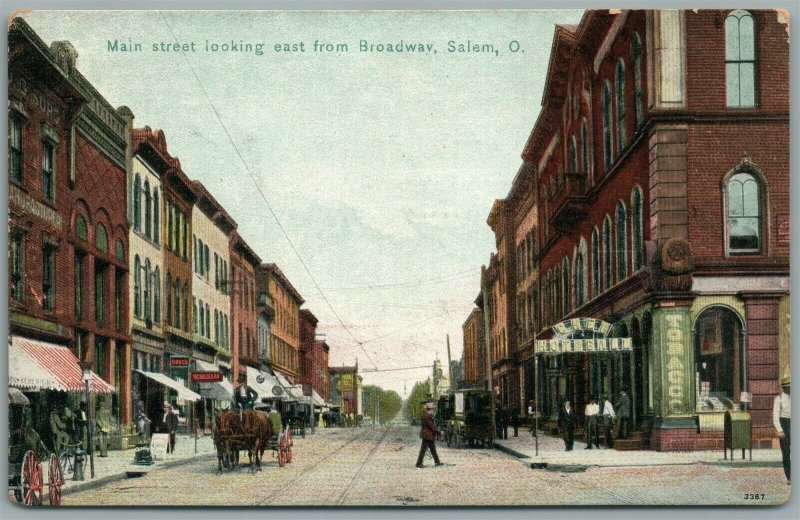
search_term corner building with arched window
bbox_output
[491,10,788,451]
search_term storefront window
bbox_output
[694,307,744,405]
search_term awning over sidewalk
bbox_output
[274,372,303,401]
[246,366,284,400]
[134,369,201,402]
[10,336,115,394]
[194,359,233,401]
[310,390,325,407]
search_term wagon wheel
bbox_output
[287,428,293,448]
[278,435,286,468]
[21,451,43,506]
[287,435,293,464]
[48,453,63,506]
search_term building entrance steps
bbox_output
[493,432,783,471]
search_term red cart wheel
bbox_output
[287,443,293,464]
[48,453,63,506]
[21,451,43,506]
[278,435,286,468]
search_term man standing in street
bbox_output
[602,395,616,448]
[559,400,576,451]
[584,397,600,449]
[416,402,444,468]
[616,390,631,440]
[510,407,520,437]
[159,402,179,454]
[773,377,791,485]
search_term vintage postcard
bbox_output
[5,7,792,509]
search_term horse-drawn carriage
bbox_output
[213,408,294,472]
[282,400,313,438]
[446,388,494,449]
[8,389,63,506]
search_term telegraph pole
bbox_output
[446,335,453,392]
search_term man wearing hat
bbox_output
[233,373,258,413]
[416,402,444,468]
[773,376,791,484]
[616,390,631,440]
[159,402,179,454]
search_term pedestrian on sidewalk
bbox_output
[511,407,520,437]
[773,376,791,485]
[495,404,507,440]
[602,395,616,449]
[559,400,576,451]
[159,402,178,454]
[416,402,444,468]
[616,391,631,440]
[584,397,600,449]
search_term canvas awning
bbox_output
[246,366,285,400]
[311,390,325,407]
[9,387,30,405]
[194,359,233,401]
[274,372,302,401]
[535,337,632,354]
[10,336,115,394]
[134,369,201,402]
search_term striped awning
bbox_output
[535,337,632,354]
[134,369,201,402]
[10,336,115,394]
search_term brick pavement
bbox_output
[495,431,783,468]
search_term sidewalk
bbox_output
[48,434,216,496]
[494,432,783,471]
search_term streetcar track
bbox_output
[256,427,375,506]
[335,426,391,505]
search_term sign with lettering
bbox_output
[150,433,170,460]
[191,371,222,382]
[9,185,63,230]
[552,318,612,338]
[535,337,631,354]
[664,312,686,415]
[170,357,190,367]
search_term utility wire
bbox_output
[158,12,375,369]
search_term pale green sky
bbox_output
[22,9,584,396]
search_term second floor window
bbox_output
[726,10,756,108]
[43,141,55,203]
[42,247,55,310]
[9,114,23,185]
[602,81,614,172]
[615,59,627,154]
[726,170,762,253]
[616,202,628,282]
[11,234,24,302]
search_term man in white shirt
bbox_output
[602,395,616,449]
[584,397,600,449]
[773,377,791,484]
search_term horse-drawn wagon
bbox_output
[213,408,293,472]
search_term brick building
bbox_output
[230,231,261,380]
[329,365,361,417]
[9,18,134,439]
[498,9,789,451]
[256,263,304,383]
[461,306,486,388]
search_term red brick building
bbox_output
[298,310,330,401]
[462,306,486,388]
[500,9,789,451]
[230,231,261,380]
[9,18,134,434]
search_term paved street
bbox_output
[64,424,790,507]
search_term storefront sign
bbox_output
[191,371,222,382]
[9,185,63,230]
[535,337,631,354]
[552,318,612,338]
[664,313,685,415]
[170,357,190,367]
[150,433,170,460]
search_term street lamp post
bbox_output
[79,361,95,479]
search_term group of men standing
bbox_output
[558,391,631,451]
[494,404,520,440]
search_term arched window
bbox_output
[632,187,645,271]
[95,224,108,253]
[183,283,189,331]
[133,255,141,318]
[133,174,141,232]
[602,81,614,171]
[153,189,160,243]
[632,33,644,129]
[695,307,744,400]
[144,259,152,321]
[726,170,762,253]
[575,250,585,308]
[115,240,124,262]
[165,272,172,325]
[562,258,570,316]
[153,268,161,323]
[144,180,151,239]
[581,119,589,176]
[76,214,88,241]
[569,135,578,172]
[726,10,756,107]
[616,202,628,282]
[591,227,600,297]
[603,216,612,291]
[615,59,627,153]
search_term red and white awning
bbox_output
[9,336,115,394]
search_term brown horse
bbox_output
[214,410,242,472]
[241,410,274,472]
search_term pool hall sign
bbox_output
[535,318,632,354]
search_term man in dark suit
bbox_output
[616,391,631,440]
[559,400,576,451]
[159,402,179,454]
[416,402,444,468]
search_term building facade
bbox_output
[230,230,261,380]
[9,19,134,442]
[329,365,361,417]
[462,307,486,387]
[259,263,304,383]
[519,9,788,450]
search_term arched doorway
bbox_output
[694,307,745,406]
